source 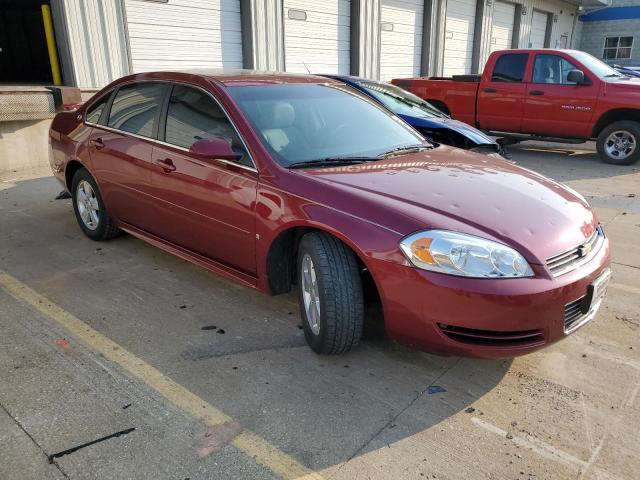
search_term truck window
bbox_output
[533,54,580,85]
[491,54,528,83]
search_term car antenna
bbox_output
[302,61,311,74]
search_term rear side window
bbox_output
[108,82,165,138]
[85,94,110,124]
[491,54,529,82]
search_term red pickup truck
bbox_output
[393,49,640,165]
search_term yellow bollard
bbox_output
[41,4,62,86]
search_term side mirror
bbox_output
[567,69,585,85]
[189,137,241,161]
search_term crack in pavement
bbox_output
[0,400,70,479]
[326,357,463,480]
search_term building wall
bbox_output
[51,0,587,87]
[578,1,640,66]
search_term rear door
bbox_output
[149,83,258,274]
[522,53,598,138]
[476,52,529,132]
[88,82,167,231]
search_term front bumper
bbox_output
[369,237,611,358]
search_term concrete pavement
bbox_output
[0,142,638,479]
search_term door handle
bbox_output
[529,90,545,96]
[90,138,105,150]
[484,87,497,93]
[154,158,176,172]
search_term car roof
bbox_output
[115,70,344,87]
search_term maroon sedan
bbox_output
[48,71,611,357]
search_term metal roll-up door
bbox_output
[529,10,549,49]
[380,0,424,82]
[490,1,515,54]
[124,0,243,72]
[443,0,476,76]
[283,0,350,74]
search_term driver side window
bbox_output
[164,84,252,167]
[533,54,579,85]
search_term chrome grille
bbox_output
[547,227,604,276]
[564,297,585,331]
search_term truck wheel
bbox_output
[596,121,640,165]
[71,168,121,241]
[297,232,364,354]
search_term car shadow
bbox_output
[506,141,639,183]
[0,174,512,472]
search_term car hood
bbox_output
[302,147,597,264]
[398,114,497,146]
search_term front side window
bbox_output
[603,36,633,60]
[85,94,110,125]
[491,53,528,82]
[356,81,448,119]
[164,84,251,166]
[227,83,426,167]
[108,82,165,138]
[533,54,580,84]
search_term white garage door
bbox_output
[124,0,243,72]
[380,0,423,82]
[284,0,350,74]
[443,0,476,76]
[529,10,549,48]
[490,1,515,54]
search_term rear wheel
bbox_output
[297,232,364,354]
[596,121,640,165]
[71,168,121,241]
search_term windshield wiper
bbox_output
[378,144,433,158]
[286,157,374,169]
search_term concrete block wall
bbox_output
[0,120,52,173]
[579,18,640,66]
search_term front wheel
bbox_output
[596,121,640,165]
[297,232,364,354]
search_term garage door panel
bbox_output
[380,0,423,81]
[443,0,476,76]
[125,0,242,72]
[530,11,548,48]
[284,0,350,75]
[490,1,515,54]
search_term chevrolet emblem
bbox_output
[578,242,592,257]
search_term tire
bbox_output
[596,121,640,165]
[297,232,364,354]
[71,168,121,241]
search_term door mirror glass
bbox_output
[567,69,585,85]
[189,137,241,161]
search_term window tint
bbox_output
[533,54,580,84]
[86,94,110,125]
[108,82,165,138]
[491,53,528,82]
[164,84,251,166]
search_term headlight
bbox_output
[399,230,534,278]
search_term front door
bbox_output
[149,83,258,275]
[522,53,598,138]
[88,82,167,232]
[476,52,529,132]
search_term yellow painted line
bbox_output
[0,270,321,480]
[610,283,640,295]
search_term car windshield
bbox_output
[570,51,624,79]
[357,81,448,119]
[227,83,428,167]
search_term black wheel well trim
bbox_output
[265,225,384,306]
[64,159,87,191]
[593,109,640,138]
